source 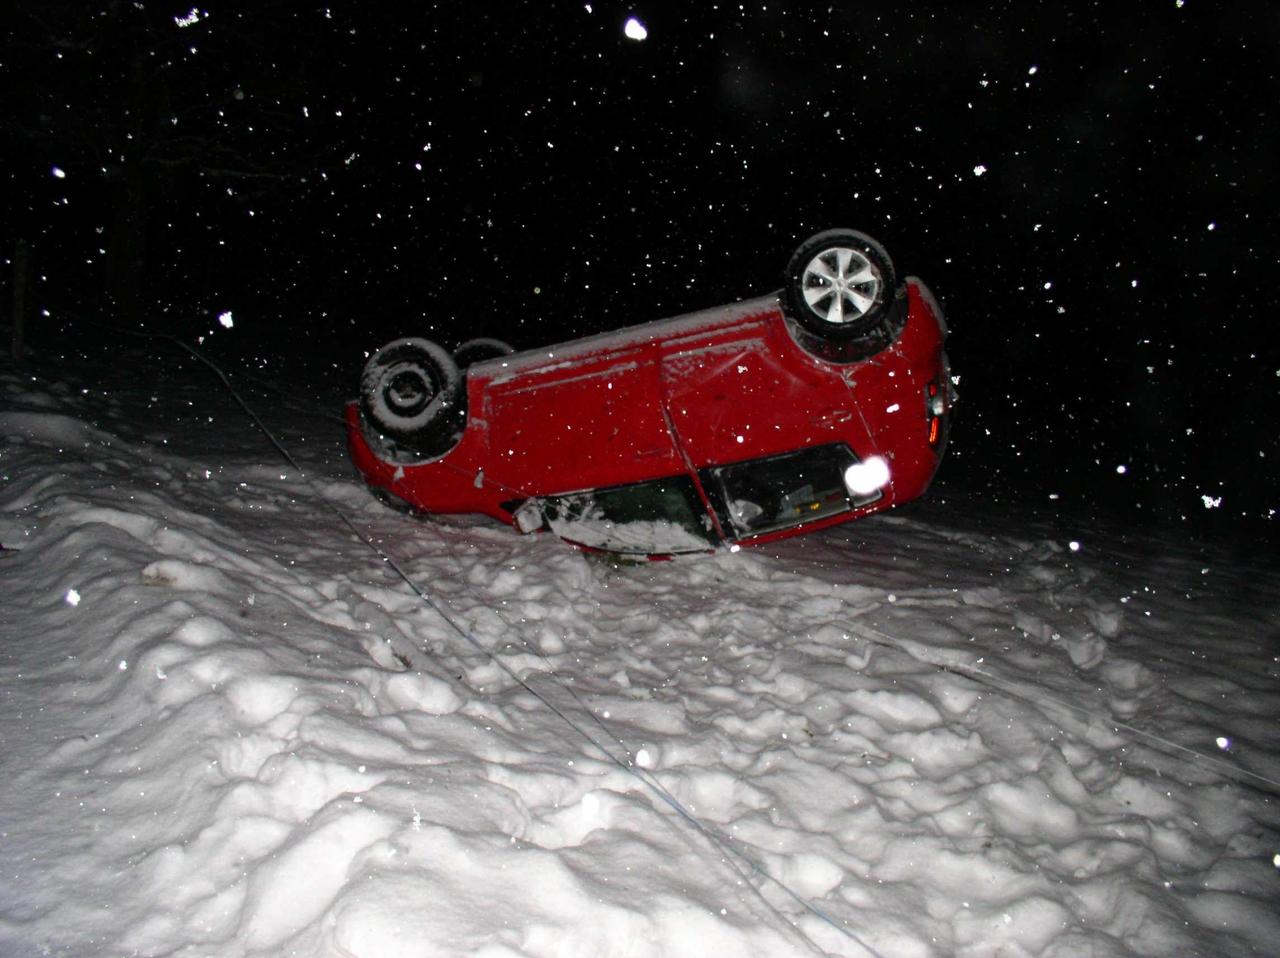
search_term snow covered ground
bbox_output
[2,343,1278,957]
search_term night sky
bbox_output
[3,1,1277,536]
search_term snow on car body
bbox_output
[346,231,954,556]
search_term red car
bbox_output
[346,230,953,557]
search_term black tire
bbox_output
[454,337,515,369]
[783,230,896,341]
[359,337,464,454]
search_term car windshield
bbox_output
[542,475,717,556]
[703,444,878,538]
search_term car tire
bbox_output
[783,230,897,342]
[359,337,464,454]
[454,337,514,369]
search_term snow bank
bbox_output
[2,351,1278,957]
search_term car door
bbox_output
[658,322,875,471]
[658,321,883,542]
[482,346,681,494]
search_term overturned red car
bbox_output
[346,230,954,557]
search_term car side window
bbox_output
[702,444,878,538]
[542,475,717,556]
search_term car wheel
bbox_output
[454,337,514,369]
[359,337,464,452]
[784,230,896,341]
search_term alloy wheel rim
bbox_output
[801,247,881,325]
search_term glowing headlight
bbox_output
[844,456,890,496]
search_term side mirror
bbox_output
[513,499,546,534]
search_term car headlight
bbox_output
[844,456,890,496]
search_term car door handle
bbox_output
[812,408,853,428]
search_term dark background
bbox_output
[3,1,1277,537]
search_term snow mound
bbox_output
[2,351,1278,957]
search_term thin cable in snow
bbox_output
[125,331,885,958]
[366,511,884,953]
[349,526,863,957]
[366,516,879,955]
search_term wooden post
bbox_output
[11,239,28,364]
